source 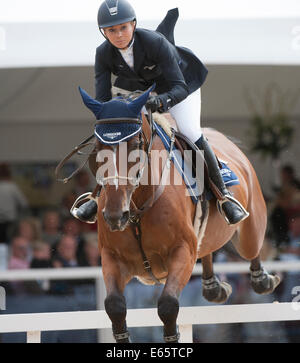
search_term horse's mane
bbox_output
[112,87,173,137]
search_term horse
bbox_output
[78,86,280,343]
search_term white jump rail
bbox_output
[0,261,300,342]
[0,303,299,343]
[0,260,300,281]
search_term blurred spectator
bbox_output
[8,236,31,270]
[290,216,300,245]
[74,170,94,196]
[280,165,300,190]
[14,217,42,246]
[7,236,32,294]
[270,164,300,247]
[41,209,61,248]
[61,217,88,265]
[61,189,77,219]
[51,235,79,295]
[62,218,82,241]
[0,163,29,244]
[30,241,53,269]
[29,241,53,294]
[82,232,101,267]
[52,235,78,268]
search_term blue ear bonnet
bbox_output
[78,84,155,145]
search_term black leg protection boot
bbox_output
[70,192,98,224]
[195,136,249,225]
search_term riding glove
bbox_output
[146,96,163,113]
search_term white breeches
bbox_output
[169,88,202,143]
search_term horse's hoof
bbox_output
[202,276,232,304]
[251,269,281,295]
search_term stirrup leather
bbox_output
[216,194,249,225]
[70,192,98,224]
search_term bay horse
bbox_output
[78,86,280,343]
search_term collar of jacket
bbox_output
[111,32,145,75]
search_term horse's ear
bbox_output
[128,83,156,115]
[78,86,103,118]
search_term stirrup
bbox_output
[216,194,249,225]
[70,192,98,224]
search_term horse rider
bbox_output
[72,0,249,225]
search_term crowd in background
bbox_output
[269,164,300,252]
[0,161,300,342]
[1,161,299,269]
[0,163,100,297]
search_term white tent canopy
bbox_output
[1,0,300,195]
[1,0,300,68]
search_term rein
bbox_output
[127,110,175,285]
[55,134,96,184]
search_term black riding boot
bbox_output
[70,193,98,224]
[195,136,249,225]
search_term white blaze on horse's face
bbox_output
[112,145,119,190]
[97,139,146,232]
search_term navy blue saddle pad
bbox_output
[153,122,240,204]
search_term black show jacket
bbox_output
[94,10,208,112]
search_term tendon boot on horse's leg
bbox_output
[70,192,98,224]
[250,257,281,295]
[157,295,180,343]
[202,275,232,304]
[201,254,232,304]
[195,136,249,225]
[105,294,131,343]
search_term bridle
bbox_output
[96,109,175,285]
[56,105,175,285]
[95,118,147,189]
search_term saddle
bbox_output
[153,113,224,202]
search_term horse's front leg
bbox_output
[201,253,232,303]
[158,244,195,343]
[101,248,131,343]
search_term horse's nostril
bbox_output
[102,209,129,230]
[121,210,130,223]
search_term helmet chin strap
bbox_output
[100,21,136,50]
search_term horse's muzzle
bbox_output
[102,209,130,232]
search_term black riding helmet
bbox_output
[98,0,136,29]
